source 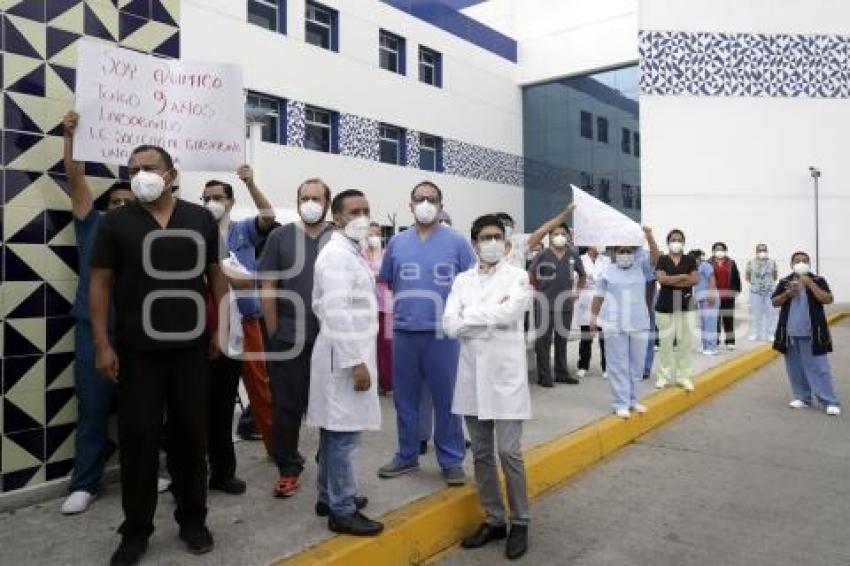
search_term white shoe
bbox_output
[677,378,695,392]
[654,378,667,389]
[704,349,718,356]
[157,477,171,493]
[576,369,587,379]
[826,406,841,416]
[61,491,95,515]
[788,400,809,409]
[615,408,631,419]
[726,344,737,351]
[653,345,659,352]
[632,403,648,414]
[602,372,608,380]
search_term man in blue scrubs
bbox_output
[378,182,476,486]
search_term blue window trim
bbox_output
[306,0,339,52]
[380,29,406,75]
[247,0,287,34]
[419,46,442,88]
[435,137,444,172]
[246,90,287,145]
[330,111,340,154]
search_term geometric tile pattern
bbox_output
[286,100,306,148]
[443,138,523,186]
[338,113,379,161]
[639,30,850,97]
[0,0,180,494]
[405,129,420,168]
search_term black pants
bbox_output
[717,297,736,345]
[267,339,314,476]
[207,355,241,482]
[534,307,573,384]
[578,325,606,372]
[116,347,208,538]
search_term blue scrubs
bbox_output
[695,260,719,351]
[379,225,476,470]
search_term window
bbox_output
[379,124,405,165]
[635,185,642,209]
[248,0,284,32]
[596,116,608,143]
[599,179,610,203]
[379,30,405,75]
[633,131,640,157]
[580,111,593,139]
[419,46,442,87]
[305,1,338,52]
[621,184,634,208]
[246,93,282,144]
[304,105,335,153]
[419,134,442,172]
[621,127,631,154]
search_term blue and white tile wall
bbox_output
[405,130,421,169]
[640,31,850,97]
[339,114,379,161]
[443,139,524,186]
[286,100,306,148]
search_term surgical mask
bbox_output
[413,201,438,224]
[793,262,810,276]
[504,226,514,239]
[551,235,568,248]
[757,251,768,260]
[367,235,382,249]
[299,200,324,224]
[344,215,370,242]
[130,170,166,203]
[615,253,635,269]
[205,200,226,221]
[478,240,506,264]
[668,241,684,254]
[714,250,727,259]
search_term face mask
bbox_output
[478,240,506,264]
[343,215,370,242]
[367,235,382,249]
[757,251,768,260]
[504,226,514,239]
[413,201,438,224]
[714,250,727,259]
[300,200,324,224]
[551,235,568,248]
[130,170,166,203]
[793,262,810,276]
[205,200,226,221]
[668,241,684,254]
[615,253,635,269]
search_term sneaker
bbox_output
[157,477,171,494]
[704,349,718,356]
[378,459,419,479]
[602,372,608,380]
[576,369,587,379]
[316,496,368,517]
[328,511,384,536]
[788,399,810,409]
[825,406,841,416]
[442,467,466,486]
[461,523,507,549]
[505,524,529,560]
[110,536,148,566]
[615,408,631,419]
[209,476,247,495]
[179,525,214,555]
[654,377,667,389]
[555,375,579,385]
[632,403,648,414]
[653,345,659,352]
[61,490,96,515]
[726,344,737,351]
[273,475,300,498]
[677,378,695,392]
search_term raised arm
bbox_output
[527,202,576,250]
[63,111,93,220]
[237,164,276,233]
[643,226,660,267]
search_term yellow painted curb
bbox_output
[277,312,849,566]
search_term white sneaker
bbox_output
[654,378,667,389]
[726,344,737,351]
[825,406,841,416]
[157,477,171,493]
[653,345,659,352]
[61,491,95,515]
[704,349,718,356]
[788,400,809,409]
[615,408,631,419]
[576,369,587,379]
[602,372,608,380]
[632,403,648,414]
[677,378,695,392]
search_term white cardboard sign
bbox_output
[572,185,645,247]
[73,39,245,171]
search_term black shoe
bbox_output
[179,525,214,555]
[538,379,554,388]
[461,523,507,549]
[555,375,579,385]
[506,524,528,560]
[642,373,651,381]
[328,511,384,536]
[209,476,247,495]
[315,496,368,517]
[110,536,148,566]
[419,441,428,455]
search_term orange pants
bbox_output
[241,318,273,451]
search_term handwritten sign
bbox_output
[74,39,245,171]
[572,185,645,247]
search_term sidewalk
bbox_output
[0,329,773,565]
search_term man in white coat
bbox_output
[307,189,383,536]
[444,214,533,560]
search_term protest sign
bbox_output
[74,39,244,171]
[572,184,645,247]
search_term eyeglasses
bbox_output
[411,195,440,204]
[201,195,228,203]
[478,234,504,242]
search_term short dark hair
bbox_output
[369,221,381,228]
[130,145,174,170]
[791,251,810,264]
[470,214,505,241]
[688,249,704,260]
[297,178,331,203]
[494,212,514,226]
[410,181,442,203]
[331,189,365,215]
[666,229,685,243]
[550,222,571,235]
[205,179,233,199]
[104,181,131,201]
[712,241,727,251]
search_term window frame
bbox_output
[247,0,286,34]
[245,91,285,145]
[379,123,405,165]
[580,111,593,140]
[596,116,609,144]
[621,127,631,154]
[419,133,443,172]
[305,1,339,52]
[304,105,336,153]
[418,46,443,88]
[379,29,406,75]
[633,131,640,157]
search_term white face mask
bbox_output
[757,251,768,260]
[299,200,324,224]
[615,253,635,269]
[367,235,382,249]
[130,170,166,203]
[478,240,506,264]
[793,262,811,276]
[668,241,684,254]
[413,201,438,224]
[205,200,226,221]
[343,215,370,242]
[551,235,568,249]
[714,250,727,259]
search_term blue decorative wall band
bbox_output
[640,30,850,97]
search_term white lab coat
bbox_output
[306,232,381,432]
[444,260,533,420]
[576,253,611,326]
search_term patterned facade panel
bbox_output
[443,139,523,186]
[640,30,850,97]
[286,100,306,148]
[339,113,379,161]
[405,129,420,168]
